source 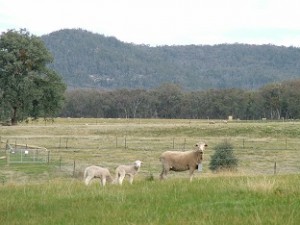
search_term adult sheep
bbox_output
[84,165,113,186]
[115,160,142,185]
[159,142,207,181]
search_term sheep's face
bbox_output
[195,142,207,152]
[199,151,203,161]
[134,160,142,168]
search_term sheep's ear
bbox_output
[195,144,198,147]
[205,144,208,147]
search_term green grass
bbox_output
[0,175,300,225]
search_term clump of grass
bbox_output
[145,172,154,181]
[244,176,277,193]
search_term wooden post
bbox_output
[124,137,127,149]
[274,161,277,175]
[73,159,76,177]
[66,138,69,149]
[6,139,9,165]
[47,151,50,164]
[173,138,175,149]
[59,156,62,170]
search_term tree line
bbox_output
[60,80,300,120]
[2,29,300,124]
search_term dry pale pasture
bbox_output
[1,118,300,183]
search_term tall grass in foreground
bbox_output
[1,174,300,225]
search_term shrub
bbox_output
[209,140,238,172]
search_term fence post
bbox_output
[73,150,76,177]
[73,159,76,177]
[59,156,62,169]
[66,138,69,149]
[173,138,175,149]
[124,137,127,149]
[18,139,22,163]
[5,139,9,165]
[274,161,277,175]
[47,150,50,164]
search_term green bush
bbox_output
[209,141,238,172]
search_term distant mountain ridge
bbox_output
[41,29,300,90]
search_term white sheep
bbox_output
[159,142,207,182]
[115,160,142,185]
[84,165,113,186]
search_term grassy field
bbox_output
[1,118,300,178]
[1,118,300,224]
[0,175,300,225]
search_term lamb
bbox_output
[159,142,207,182]
[115,160,142,185]
[84,165,113,187]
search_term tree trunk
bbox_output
[11,107,18,125]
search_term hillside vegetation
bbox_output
[41,29,300,90]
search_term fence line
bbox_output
[1,136,300,176]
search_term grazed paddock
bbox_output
[1,118,300,225]
[1,118,300,183]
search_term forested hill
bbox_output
[41,29,300,90]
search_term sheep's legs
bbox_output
[129,175,134,184]
[85,176,93,185]
[160,167,168,180]
[189,169,195,182]
[101,177,106,186]
[118,172,126,185]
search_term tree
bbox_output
[154,83,183,118]
[259,83,283,119]
[0,29,66,125]
[280,80,300,119]
[209,141,238,172]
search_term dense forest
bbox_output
[40,29,300,120]
[42,29,300,91]
[60,80,300,120]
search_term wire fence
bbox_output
[1,136,300,180]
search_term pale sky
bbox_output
[0,0,300,46]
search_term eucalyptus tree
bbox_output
[154,83,183,118]
[258,83,283,119]
[0,29,66,125]
[280,80,300,119]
